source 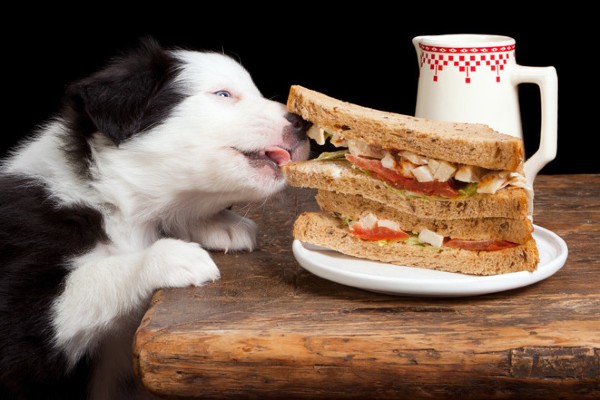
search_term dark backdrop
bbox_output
[1,11,592,174]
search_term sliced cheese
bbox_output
[307,125,326,145]
[418,229,444,247]
[397,160,416,178]
[378,219,401,231]
[428,159,456,182]
[330,133,347,147]
[411,165,434,182]
[399,150,428,165]
[380,152,396,170]
[355,212,378,229]
[477,171,510,194]
[455,165,485,182]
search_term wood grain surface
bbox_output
[133,174,600,399]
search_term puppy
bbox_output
[0,38,309,399]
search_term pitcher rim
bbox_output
[413,34,515,48]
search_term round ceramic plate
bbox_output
[292,225,568,297]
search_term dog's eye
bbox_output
[214,90,232,98]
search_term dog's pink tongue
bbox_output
[265,146,291,166]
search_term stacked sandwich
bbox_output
[282,85,539,275]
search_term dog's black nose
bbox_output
[285,112,311,139]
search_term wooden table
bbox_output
[133,174,600,399]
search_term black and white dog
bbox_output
[0,38,309,399]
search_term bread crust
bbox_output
[316,190,533,244]
[287,85,524,171]
[282,160,529,220]
[294,212,539,275]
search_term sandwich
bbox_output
[282,85,539,275]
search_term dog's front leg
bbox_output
[170,208,258,252]
[51,238,220,369]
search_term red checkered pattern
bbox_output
[419,44,515,83]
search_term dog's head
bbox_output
[63,38,309,208]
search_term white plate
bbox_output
[292,225,568,297]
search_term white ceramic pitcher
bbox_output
[413,34,557,187]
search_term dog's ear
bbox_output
[65,37,184,145]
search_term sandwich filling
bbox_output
[346,212,517,252]
[308,125,530,199]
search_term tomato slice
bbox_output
[345,154,459,198]
[350,224,409,241]
[444,239,518,251]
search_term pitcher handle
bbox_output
[512,65,558,187]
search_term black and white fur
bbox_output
[0,38,309,399]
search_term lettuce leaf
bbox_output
[316,149,349,161]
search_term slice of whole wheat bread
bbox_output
[316,190,533,244]
[287,85,524,171]
[294,212,539,275]
[282,160,529,220]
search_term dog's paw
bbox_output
[142,238,220,289]
[190,209,258,252]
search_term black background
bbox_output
[2,10,593,175]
